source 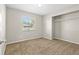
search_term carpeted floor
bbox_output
[5,38,79,55]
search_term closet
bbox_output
[52,11,79,44]
[52,15,62,39]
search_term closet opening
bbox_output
[52,15,63,40]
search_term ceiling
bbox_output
[6,4,79,15]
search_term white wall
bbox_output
[43,15,53,40]
[7,5,79,44]
[0,5,6,41]
[43,5,79,40]
[0,4,6,55]
[43,6,79,44]
[6,7,43,44]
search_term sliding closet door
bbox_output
[53,11,79,44]
[54,21,61,39]
[61,16,79,43]
[53,16,62,39]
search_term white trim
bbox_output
[54,38,79,45]
[6,37,43,45]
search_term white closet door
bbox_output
[54,21,61,39]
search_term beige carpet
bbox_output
[5,38,79,55]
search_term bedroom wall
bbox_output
[0,5,6,41]
[42,5,79,40]
[0,4,6,54]
[43,15,53,40]
[43,5,79,44]
[6,7,43,44]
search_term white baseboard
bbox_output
[6,37,43,45]
[7,37,79,45]
[54,37,79,45]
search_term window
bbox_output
[21,16,33,30]
[22,16,33,30]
